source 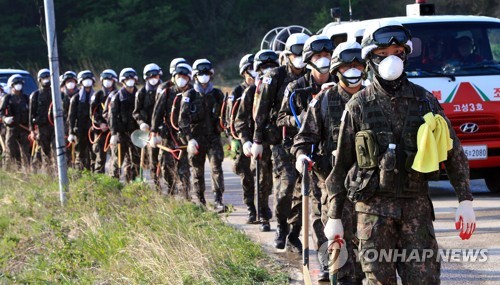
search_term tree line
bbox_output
[1,0,498,81]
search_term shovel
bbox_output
[302,161,313,285]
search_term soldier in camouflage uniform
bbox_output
[226,54,258,223]
[178,59,225,208]
[234,50,278,231]
[109,68,140,182]
[150,62,193,198]
[133,63,163,188]
[292,41,366,284]
[251,33,309,250]
[29,69,56,168]
[279,34,335,278]
[0,75,31,168]
[60,71,79,166]
[90,69,118,173]
[324,20,476,284]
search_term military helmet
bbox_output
[192,59,214,76]
[37,68,50,80]
[172,63,193,80]
[60,71,77,86]
[284,33,310,56]
[330,41,365,75]
[253,49,279,72]
[119,68,138,82]
[143,63,163,79]
[239,54,254,75]
[302,35,334,63]
[361,19,413,59]
[7,74,24,87]
[77,70,95,85]
[169,58,188,75]
[100,69,118,82]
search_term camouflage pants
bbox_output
[31,124,55,169]
[175,150,191,199]
[232,147,254,206]
[271,144,300,227]
[356,197,440,284]
[109,133,140,182]
[73,132,92,171]
[188,135,224,199]
[92,130,109,174]
[5,126,30,168]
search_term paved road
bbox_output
[203,158,500,284]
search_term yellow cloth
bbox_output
[412,112,453,173]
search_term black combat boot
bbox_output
[214,192,227,212]
[259,205,272,231]
[246,203,257,224]
[274,222,289,249]
[196,192,206,206]
[286,225,303,253]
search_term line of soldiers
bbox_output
[0,18,477,284]
[229,19,476,284]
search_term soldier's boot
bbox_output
[259,205,271,232]
[274,222,289,249]
[246,203,257,224]
[196,191,206,207]
[286,225,303,254]
[317,250,330,281]
[214,192,227,212]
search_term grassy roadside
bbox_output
[0,170,288,284]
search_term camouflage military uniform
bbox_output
[62,88,79,165]
[0,92,31,168]
[234,83,273,220]
[68,88,93,170]
[328,76,473,284]
[109,86,140,181]
[29,86,56,168]
[178,83,225,204]
[225,82,255,206]
[133,82,161,187]
[253,65,305,240]
[90,87,115,173]
[151,83,192,198]
[292,84,364,283]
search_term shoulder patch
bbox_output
[262,76,272,85]
[309,98,318,107]
[341,110,347,122]
[182,97,190,103]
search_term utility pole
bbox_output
[43,0,68,206]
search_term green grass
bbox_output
[0,170,288,284]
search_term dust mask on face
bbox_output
[82,79,93,87]
[125,79,135,87]
[175,77,188,88]
[148,78,159,86]
[197,74,210,84]
[311,57,330,74]
[65,82,76,90]
[341,68,363,87]
[291,56,306,69]
[14,84,23,91]
[248,70,259,78]
[102,79,113,89]
[42,79,50,86]
[376,55,404,81]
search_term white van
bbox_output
[322,8,500,192]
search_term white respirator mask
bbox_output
[14,84,23,91]
[65,82,76,90]
[312,57,331,74]
[377,55,404,81]
[148,78,159,86]
[175,77,188,88]
[197,74,210,84]
[291,56,306,69]
[82,79,93,87]
[125,79,135,87]
[248,70,259,78]
[341,68,363,87]
[102,79,114,88]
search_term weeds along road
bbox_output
[205,158,500,285]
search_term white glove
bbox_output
[140,123,150,131]
[455,200,476,240]
[67,134,77,143]
[295,154,312,173]
[324,218,344,241]
[3,116,13,125]
[110,135,119,146]
[243,141,252,157]
[187,139,199,155]
[99,123,108,132]
[250,142,263,159]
